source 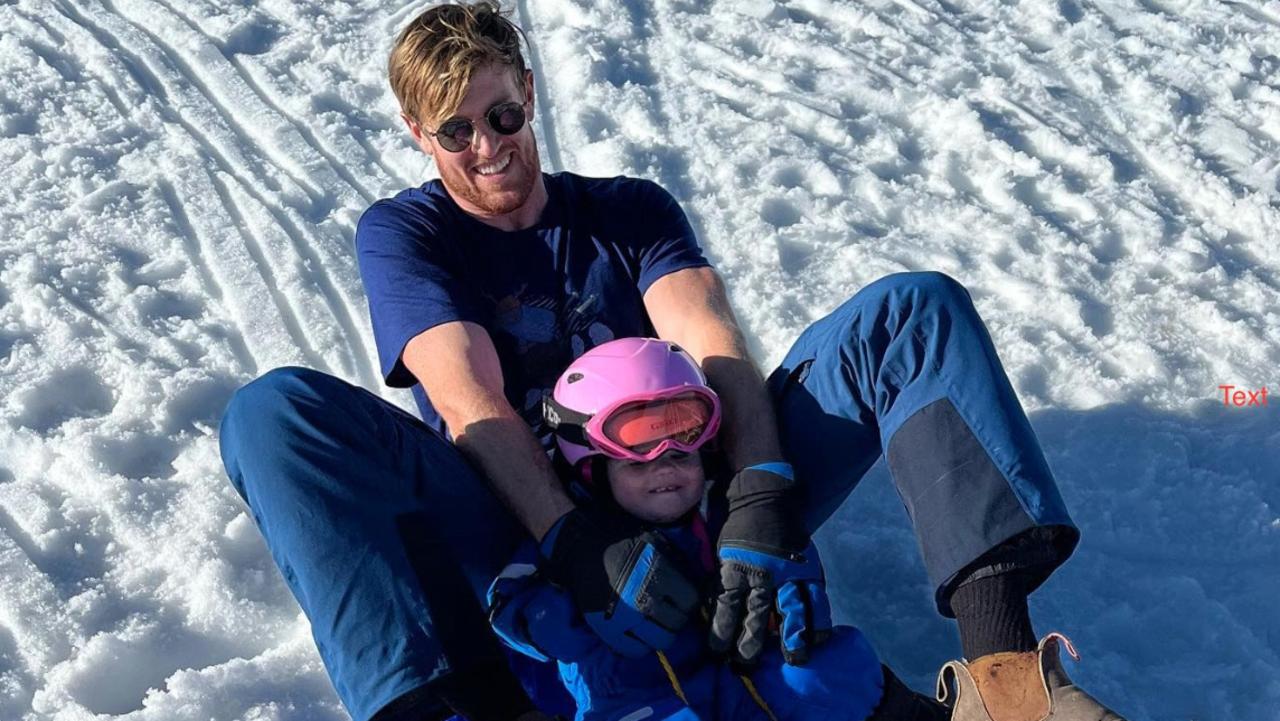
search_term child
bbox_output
[487,338,946,721]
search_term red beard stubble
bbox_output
[439,135,542,217]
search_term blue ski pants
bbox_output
[218,271,1078,721]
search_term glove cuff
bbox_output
[745,461,795,480]
[538,508,590,585]
[727,463,797,501]
[539,508,575,559]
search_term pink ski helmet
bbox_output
[543,337,722,468]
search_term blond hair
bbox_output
[389,2,528,128]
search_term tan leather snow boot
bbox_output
[935,633,1126,721]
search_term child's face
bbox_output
[606,451,706,523]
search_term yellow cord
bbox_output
[655,650,689,705]
[655,650,779,721]
[737,674,780,721]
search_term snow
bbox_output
[1,0,1277,718]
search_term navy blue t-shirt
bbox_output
[355,172,710,440]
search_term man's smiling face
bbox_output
[404,64,544,227]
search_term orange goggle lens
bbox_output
[600,394,715,454]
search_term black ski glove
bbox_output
[540,505,700,657]
[709,463,832,667]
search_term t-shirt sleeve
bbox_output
[355,199,483,387]
[627,179,711,293]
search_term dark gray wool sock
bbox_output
[950,572,1038,660]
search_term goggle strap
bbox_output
[542,393,592,447]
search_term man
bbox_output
[219,3,1127,721]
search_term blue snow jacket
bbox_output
[486,518,885,721]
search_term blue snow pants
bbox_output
[218,271,1078,721]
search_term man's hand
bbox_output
[539,506,700,658]
[709,463,832,667]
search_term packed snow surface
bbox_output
[2,0,1278,719]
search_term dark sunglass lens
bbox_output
[437,119,473,152]
[490,103,526,135]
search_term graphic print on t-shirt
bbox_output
[486,286,616,434]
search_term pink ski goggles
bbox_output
[544,386,722,462]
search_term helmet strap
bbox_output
[585,456,609,491]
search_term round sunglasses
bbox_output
[426,100,528,153]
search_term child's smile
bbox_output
[607,451,706,523]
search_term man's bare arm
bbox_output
[647,266,833,666]
[402,321,574,540]
[643,266,784,470]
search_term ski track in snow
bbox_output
[1,0,1277,718]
